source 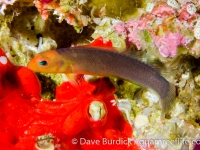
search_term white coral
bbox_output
[172,103,185,117]
[114,99,132,124]
[194,19,200,39]
[134,114,149,129]
[146,2,155,13]
[186,3,196,15]
[2,0,15,5]
[167,0,180,9]
[0,0,16,15]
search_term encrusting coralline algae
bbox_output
[1,0,200,149]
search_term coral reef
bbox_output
[1,0,200,149]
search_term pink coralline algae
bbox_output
[115,17,187,57]
[114,1,197,57]
[151,2,175,17]
[114,20,147,50]
[114,23,127,36]
[178,3,198,23]
[127,30,141,50]
[153,32,187,57]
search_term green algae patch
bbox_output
[0,14,13,51]
[88,0,144,20]
[143,30,153,43]
[109,77,140,99]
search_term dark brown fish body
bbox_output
[28,46,176,114]
[57,47,167,92]
[57,46,175,113]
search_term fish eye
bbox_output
[39,60,48,66]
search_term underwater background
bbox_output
[0,0,200,149]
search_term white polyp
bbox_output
[167,0,180,9]
[177,0,192,6]
[78,0,87,5]
[145,91,159,103]
[116,99,132,124]
[89,101,106,121]
[0,56,7,64]
[35,135,54,150]
[134,114,149,129]
[0,4,6,15]
[172,103,185,117]
[93,18,101,24]
[181,72,190,80]
[186,3,196,15]
[37,37,43,53]
[3,0,16,5]
[146,2,154,13]
[194,20,200,39]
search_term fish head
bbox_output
[27,50,73,73]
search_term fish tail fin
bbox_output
[160,83,176,119]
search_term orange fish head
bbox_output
[27,50,72,73]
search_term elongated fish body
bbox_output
[28,46,175,114]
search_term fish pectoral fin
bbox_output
[66,73,85,86]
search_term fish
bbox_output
[27,46,176,116]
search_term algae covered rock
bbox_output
[1,0,200,149]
